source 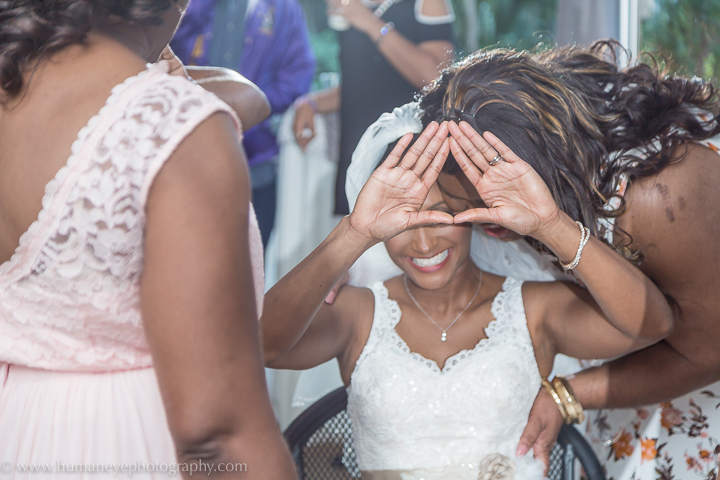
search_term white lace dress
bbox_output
[0,62,265,478]
[347,279,545,480]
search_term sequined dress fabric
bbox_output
[347,278,545,480]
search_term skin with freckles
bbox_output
[436,118,720,471]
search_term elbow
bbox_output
[262,346,284,368]
[169,414,239,464]
[237,87,270,130]
[657,312,675,339]
[259,330,286,368]
[641,306,675,343]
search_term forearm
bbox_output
[307,86,341,113]
[176,423,297,479]
[569,340,720,410]
[261,216,373,360]
[188,67,271,130]
[357,18,451,88]
[537,213,673,341]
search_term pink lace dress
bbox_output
[0,62,265,477]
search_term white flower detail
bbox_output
[477,454,516,480]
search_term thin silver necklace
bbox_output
[403,271,483,342]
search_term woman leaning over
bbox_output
[0,1,295,478]
[420,41,720,479]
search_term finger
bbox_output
[453,208,501,225]
[482,131,522,164]
[406,211,454,229]
[420,138,449,186]
[449,121,497,172]
[381,132,413,168]
[534,434,555,475]
[397,121,439,170]
[517,415,543,457]
[325,271,351,304]
[448,137,484,184]
[411,122,448,175]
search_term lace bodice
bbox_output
[0,62,264,372]
[347,278,544,479]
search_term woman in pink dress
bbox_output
[0,1,296,478]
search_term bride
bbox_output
[260,118,673,479]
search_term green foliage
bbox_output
[640,0,720,81]
[298,0,720,86]
[309,28,340,76]
[298,0,558,85]
[449,0,556,55]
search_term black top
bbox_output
[334,0,454,214]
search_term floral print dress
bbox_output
[585,135,720,480]
[586,387,720,480]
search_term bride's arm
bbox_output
[526,220,674,360]
[447,121,674,361]
[261,122,453,367]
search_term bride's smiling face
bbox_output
[384,184,474,290]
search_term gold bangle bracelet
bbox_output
[541,378,569,424]
[552,376,585,424]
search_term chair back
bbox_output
[284,387,606,480]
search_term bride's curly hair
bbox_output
[0,0,176,99]
[420,40,720,261]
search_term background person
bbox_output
[292,0,455,214]
[418,41,720,480]
[0,0,295,477]
[171,0,316,246]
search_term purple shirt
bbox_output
[171,0,315,167]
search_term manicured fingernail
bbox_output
[517,445,528,456]
[325,291,337,304]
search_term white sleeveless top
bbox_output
[347,278,545,480]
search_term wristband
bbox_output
[374,22,395,45]
[559,221,590,270]
[552,376,585,424]
[541,378,570,424]
[295,94,318,113]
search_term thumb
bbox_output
[517,415,543,457]
[407,211,454,229]
[453,208,500,225]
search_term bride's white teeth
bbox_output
[411,249,449,268]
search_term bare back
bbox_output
[0,36,146,264]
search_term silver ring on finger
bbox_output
[488,154,503,166]
[296,127,313,140]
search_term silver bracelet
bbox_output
[559,221,590,270]
[374,22,395,45]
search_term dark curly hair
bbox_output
[0,0,177,99]
[420,40,720,262]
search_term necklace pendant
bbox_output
[441,331,447,342]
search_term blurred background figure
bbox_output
[171,0,316,247]
[292,0,456,215]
